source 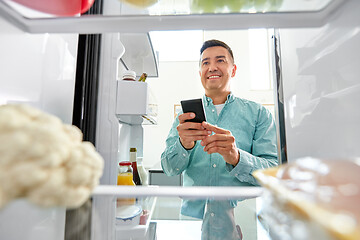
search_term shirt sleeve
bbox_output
[161,115,193,176]
[226,106,279,186]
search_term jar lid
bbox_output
[122,70,136,80]
[119,161,131,166]
[130,147,137,152]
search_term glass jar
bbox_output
[117,161,136,206]
[117,161,135,186]
[122,70,136,81]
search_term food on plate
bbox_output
[0,104,104,209]
[253,157,360,240]
[119,0,158,8]
[190,0,283,14]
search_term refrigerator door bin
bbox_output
[116,80,157,125]
[116,197,157,240]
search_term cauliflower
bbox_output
[0,104,104,209]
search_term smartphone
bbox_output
[180,98,207,123]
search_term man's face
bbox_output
[199,46,237,94]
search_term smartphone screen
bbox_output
[180,98,207,123]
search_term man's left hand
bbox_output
[200,122,240,166]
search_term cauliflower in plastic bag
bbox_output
[0,104,104,209]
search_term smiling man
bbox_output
[161,39,278,239]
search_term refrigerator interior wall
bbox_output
[0,9,78,240]
[0,200,66,240]
[0,17,78,124]
[92,32,124,240]
[279,0,360,161]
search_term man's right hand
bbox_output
[177,112,212,150]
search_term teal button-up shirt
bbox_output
[161,93,278,218]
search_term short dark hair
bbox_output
[200,39,234,63]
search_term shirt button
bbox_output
[235,173,238,176]
[176,168,179,171]
[210,213,215,217]
[213,164,216,168]
[182,153,186,157]
[212,109,215,112]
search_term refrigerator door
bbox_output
[278,0,360,161]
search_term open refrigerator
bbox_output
[0,0,359,239]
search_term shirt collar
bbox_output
[203,92,235,106]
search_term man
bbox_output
[161,39,278,239]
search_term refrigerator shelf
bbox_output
[92,185,264,199]
[0,0,347,33]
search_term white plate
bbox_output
[116,205,142,226]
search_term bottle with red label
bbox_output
[130,147,142,185]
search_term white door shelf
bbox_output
[116,80,158,125]
[116,197,157,240]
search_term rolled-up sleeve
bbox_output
[226,107,278,186]
[161,116,193,176]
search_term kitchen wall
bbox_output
[143,30,276,169]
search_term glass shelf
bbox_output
[0,0,347,33]
[119,0,339,16]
